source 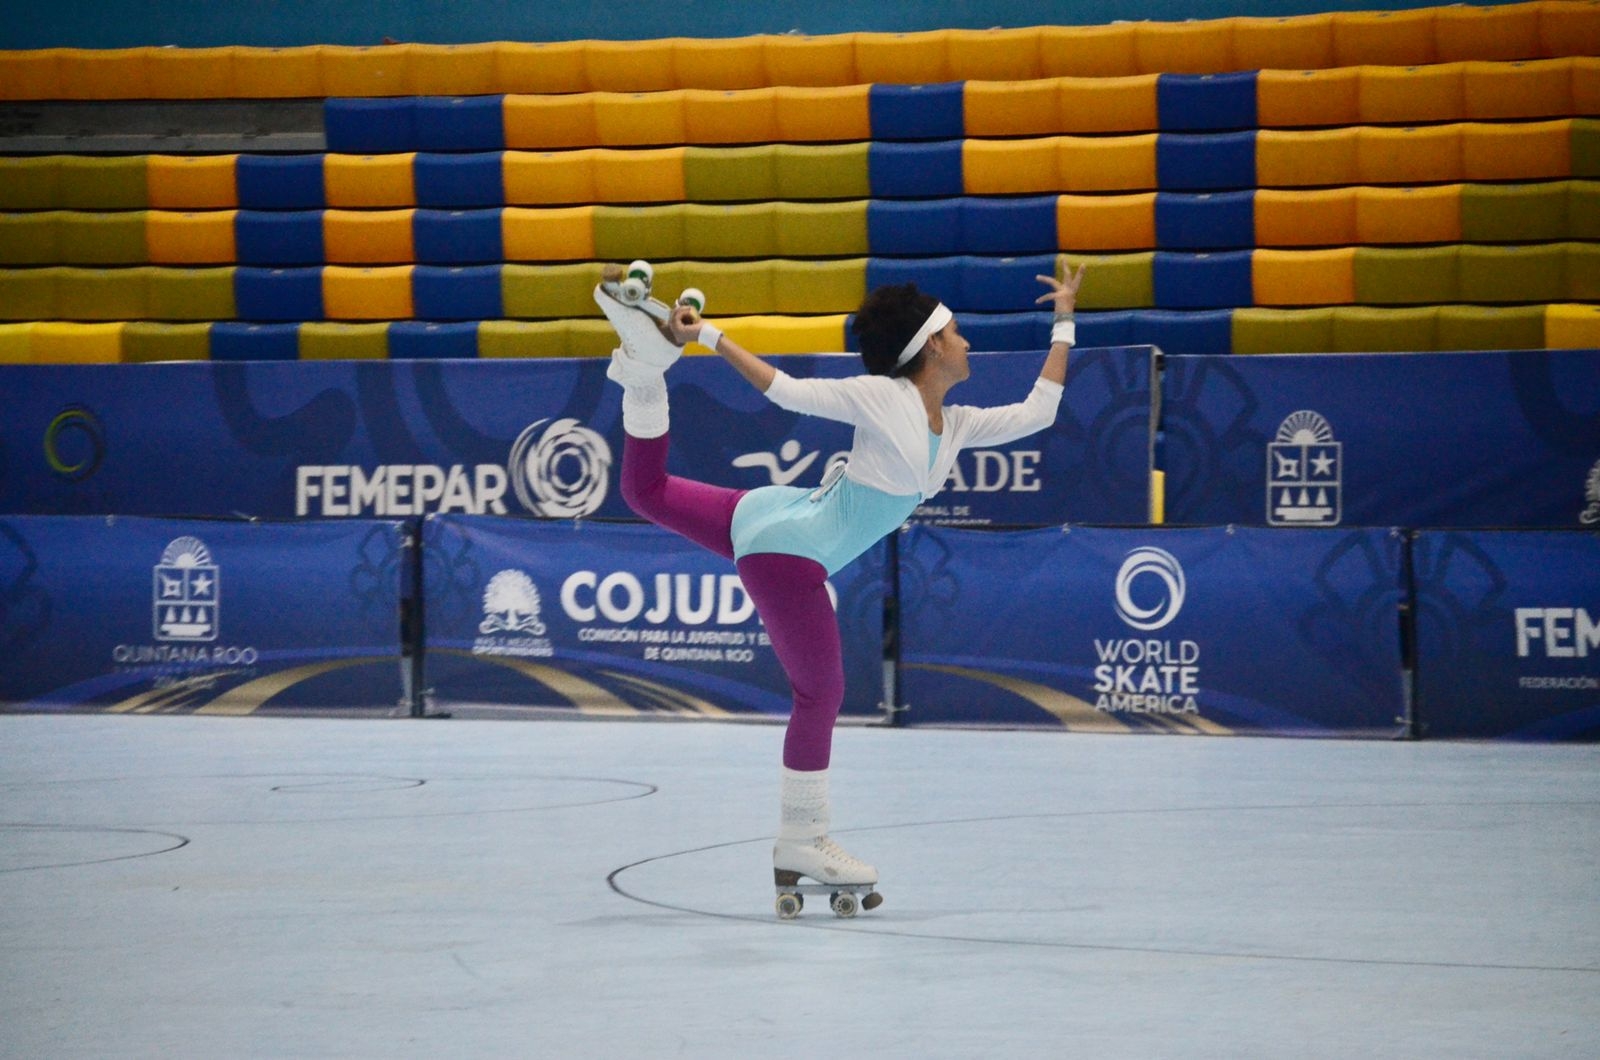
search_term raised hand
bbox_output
[1034,262,1088,316]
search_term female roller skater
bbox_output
[604,266,1086,912]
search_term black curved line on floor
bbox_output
[607,801,1600,975]
[0,823,191,874]
[0,773,657,825]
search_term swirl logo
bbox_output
[44,405,105,481]
[1114,547,1186,631]
[508,418,612,518]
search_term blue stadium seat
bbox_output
[388,321,480,359]
[958,312,1050,352]
[412,265,503,321]
[1153,250,1253,308]
[415,96,507,152]
[1157,72,1259,132]
[1077,310,1138,348]
[868,142,964,198]
[236,156,325,210]
[235,210,324,266]
[1133,308,1234,355]
[868,82,966,141]
[864,258,964,306]
[1156,131,1257,191]
[234,267,324,322]
[324,98,418,154]
[414,209,503,264]
[959,254,1057,312]
[1155,191,1256,250]
[209,322,301,360]
[414,152,505,208]
[867,200,962,254]
[961,197,1058,254]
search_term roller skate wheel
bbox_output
[776,893,803,920]
[861,891,883,911]
[619,260,653,304]
[677,287,705,316]
[829,891,859,919]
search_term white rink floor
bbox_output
[2,714,1597,1060]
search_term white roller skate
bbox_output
[595,260,706,386]
[771,766,883,920]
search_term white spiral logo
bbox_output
[1114,547,1186,631]
[509,418,613,518]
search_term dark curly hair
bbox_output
[851,283,942,378]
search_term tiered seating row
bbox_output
[3,246,1595,323]
[5,182,1596,265]
[4,305,1597,364]
[317,59,1600,152]
[3,3,1598,98]
[4,120,1596,211]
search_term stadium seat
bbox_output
[412,265,503,321]
[1461,120,1572,180]
[146,211,237,266]
[415,153,505,209]
[1060,252,1155,310]
[416,96,506,152]
[1254,188,1357,247]
[503,94,599,149]
[477,319,591,359]
[672,38,769,92]
[1153,251,1252,309]
[962,197,1059,254]
[1054,75,1159,135]
[1460,181,1570,242]
[0,322,35,363]
[722,314,850,354]
[1544,303,1600,348]
[1355,186,1462,244]
[868,201,961,255]
[1137,308,1234,355]
[1156,132,1255,191]
[324,209,415,265]
[324,154,416,208]
[146,155,237,210]
[864,258,964,307]
[869,82,964,141]
[57,156,146,209]
[683,146,778,202]
[964,80,1059,137]
[591,205,686,261]
[502,151,597,206]
[0,49,61,101]
[1574,119,1600,179]
[1134,20,1235,75]
[0,212,61,264]
[770,260,867,315]
[317,44,414,97]
[56,266,146,320]
[683,88,778,144]
[1257,128,1360,187]
[56,47,150,100]
[949,312,1048,353]
[963,140,1059,195]
[1251,248,1356,306]
[1331,10,1437,67]
[852,31,952,85]
[121,322,212,363]
[236,155,324,210]
[388,321,480,359]
[1331,306,1439,353]
[0,268,60,319]
[1232,13,1334,71]
[1462,58,1574,120]
[957,254,1059,313]
[414,209,503,265]
[1256,69,1360,128]
[409,43,500,96]
[501,206,596,262]
[651,261,774,315]
[146,266,236,321]
[592,148,688,203]
[1563,242,1600,300]
[1157,72,1257,132]
[57,211,144,264]
[762,36,857,89]
[593,91,685,146]
[1231,307,1336,354]
[234,267,323,321]
[501,263,597,318]
[494,42,589,96]
[773,143,871,200]
[28,322,125,363]
[209,322,300,361]
[232,46,321,98]
[1058,134,1159,192]
[1353,246,1460,305]
[323,266,414,321]
[1357,63,1464,125]
[1570,180,1600,238]
[1435,305,1546,351]
[1434,3,1542,63]
[947,27,1043,83]
[1039,24,1137,78]
[324,98,417,154]
[1057,193,1156,252]
[298,322,391,360]
[772,86,872,142]
[0,157,59,209]
[1356,126,1463,185]
[1155,191,1255,250]
[235,210,324,266]
[869,143,964,198]
[1539,2,1600,58]
[683,204,779,259]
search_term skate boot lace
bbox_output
[814,835,869,872]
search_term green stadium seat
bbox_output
[1435,305,1546,351]
[1460,182,1570,242]
[121,321,213,362]
[1331,306,1439,353]
[1231,307,1336,354]
[1354,246,1460,305]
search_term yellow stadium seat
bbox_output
[502,263,602,318]
[58,212,145,264]
[683,89,778,145]
[719,314,849,354]
[1545,303,1600,348]
[947,28,1043,82]
[593,92,687,147]
[1254,188,1358,247]
[762,35,857,88]
[1355,186,1463,244]
[146,211,237,265]
[56,47,151,100]
[585,39,677,93]
[772,86,871,142]
[0,322,36,362]
[146,266,235,321]
[1039,24,1137,78]
[672,38,771,92]
[1257,129,1359,187]
[231,47,322,98]
[503,151,597,206]
[1252,248,1356,306]
[409,43,500,96]
[682,204,778,259]
[773,143,870,199]
[144,46,236,100]
[325,209,415,265]
[1540,1,1600,58]
[501,206,596,262]
[1134,18,1236,75]
[1232,13,1335,71]
[0,157,60,209]
[1060,251,1154,310]
[965,80,1060,137]
[770,260,867,315]
[299,322,390,360]
[324,154,416,208]
[0,49,62,100]
[1358,64,1464,124]
[592,148,687,203]
[147,155,237,210]
[1461,120,1572,180]
[1332,10,1437,67]
[503,95,599,150]
[1463,58,1575,119]
[1059,75,1159,134]
[1356,126,1464,184]
[851,31,951,84]
[318,44,414,97]
[477,319,581,359]
[1231,308,1337,354]
[56,267,147,320]
[1331,306,1439,353]
[964,140,1058,196]
[1257,69,1360,128]
[1435,3,1543,63]
[773,202,869,256]
[1058,193,1156,252]
[121,322,212,363]
[1057,134,1157,193]
[0,212,61,264]
[0,268,60,319]
[29,322,125,363]
[323,266,414,320]
[495,42,590,94]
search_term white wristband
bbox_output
[697,323,723,351]
[1051,317,1076,347]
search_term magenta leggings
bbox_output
[621,432,843,771]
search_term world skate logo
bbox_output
[479,570,546,636]
[153,536,219,642]
[509,418,613,518]
[1268,410,1341,526]
[1581,459,1600,526]
[1113,547,1185,631]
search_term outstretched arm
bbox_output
[665,307,775,393]
[1033,262,1087,386]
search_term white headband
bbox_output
[894,303,953,368]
